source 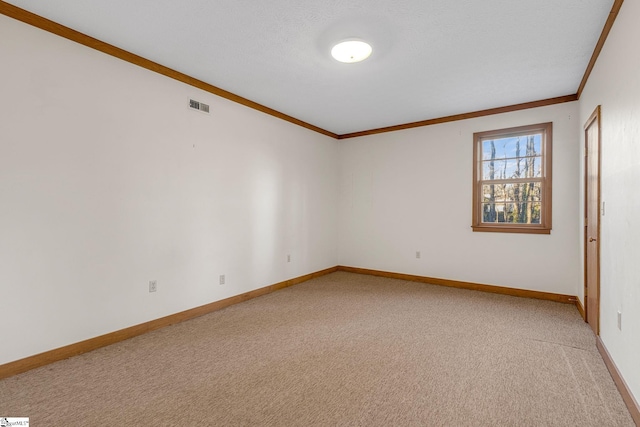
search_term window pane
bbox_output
[482,157,541,180]
[482,202,541,224]
[474,122,551,233]
[482,134,542,160]
[482,182,541,204]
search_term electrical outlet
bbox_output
[416,251,421,259]
[287,254,291,263]
[219,274,225,285]
[617,311,622,330]
[149,280,157,293]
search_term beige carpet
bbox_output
[0,272,634,426]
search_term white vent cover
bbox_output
[189,98,210,113]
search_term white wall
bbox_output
[338,102,582,296]
[0,15,339,365]
[578,0,640,404]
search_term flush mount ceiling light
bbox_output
[331,40,372,63]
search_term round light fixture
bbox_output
[331,40,372,63]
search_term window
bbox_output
[472,122,552,234]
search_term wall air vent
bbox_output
[189,98,210,114]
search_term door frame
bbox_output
[584,105,601,334]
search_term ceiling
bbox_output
[3,0,614,135]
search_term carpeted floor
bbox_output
[0,272,634,426]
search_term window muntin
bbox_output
[472,122,552,234]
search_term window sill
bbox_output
[471,225,551,235]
